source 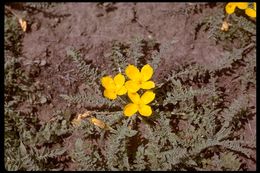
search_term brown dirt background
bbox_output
[8,2,256,170]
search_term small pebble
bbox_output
[40,59,47,66]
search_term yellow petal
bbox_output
[101,76,115,89]
[236,2,248,9]
[141,81,155,90]
[124,103,138,117]
[254,2,256,10]
[245,8,256,18]
[139,104,152,116]
[140,91,155,105]
[125,80,141,93]
[128,92,140,104]
[141,64,153,82]
[117,86,127,95]
[225,3,236,14]
[104,89,117,100]
[114,73,125,88]
[125,64,141,81]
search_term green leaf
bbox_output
[75,138,83,150]
[43,123,51,140]
[19,141,27,156]
[125,129,138,137]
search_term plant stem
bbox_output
[5,6,21,19]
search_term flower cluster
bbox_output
[101,64,155,117]
[225,2,256,18]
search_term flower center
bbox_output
[137,103,143,109]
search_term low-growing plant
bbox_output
[4,55,73,170]
[5,3,256,171]
[4,15,23,56]
[60,33,255,170]
[194,3,256,49]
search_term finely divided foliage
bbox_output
[60,32,255,170]
[5,3,255,171]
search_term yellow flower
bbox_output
[124,91,155,117]
[236,2,248,10]
[225,3,237,14]
[225,2,248,14]
[245,2,256,18]
[101,73,127,100]
[125,64,155,93]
